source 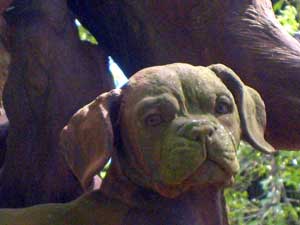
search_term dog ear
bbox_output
[208,64,275,154]
[60,89,122,190]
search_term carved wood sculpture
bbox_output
[0,0,297,212]
[69,0,300,149]
[0,63,275,225]
[0,0,114,208]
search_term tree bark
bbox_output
[0,0,113,208]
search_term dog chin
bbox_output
[153,182,189,199]
[153,177,234,199]
[193,159,237,187]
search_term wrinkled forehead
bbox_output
[122,64,231,106]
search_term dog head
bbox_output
[60,63,275,198]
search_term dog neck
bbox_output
[101,165,229,225]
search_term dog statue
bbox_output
[0,63,274,225]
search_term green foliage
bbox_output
[76,20,98,45]
[225,143,300,225]
[276,5,299,34]
[100,160,111,179]
[273,0,286,12]
[273,0,300,34]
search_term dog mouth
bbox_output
[155,137,238,198]
[154,157,236,198]
[160,140,238,180]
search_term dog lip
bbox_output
[204,134,238,175]
[206,157,237,176]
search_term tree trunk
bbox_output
[0,0,113,208]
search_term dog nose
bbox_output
[190,125,215,142]
[179,120,216,142]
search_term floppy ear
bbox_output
[60,89,122,190]
[208,64,275,154]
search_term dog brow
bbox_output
[135,94,180,116]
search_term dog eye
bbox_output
[145,114,163,127]
[215,96,233,115]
